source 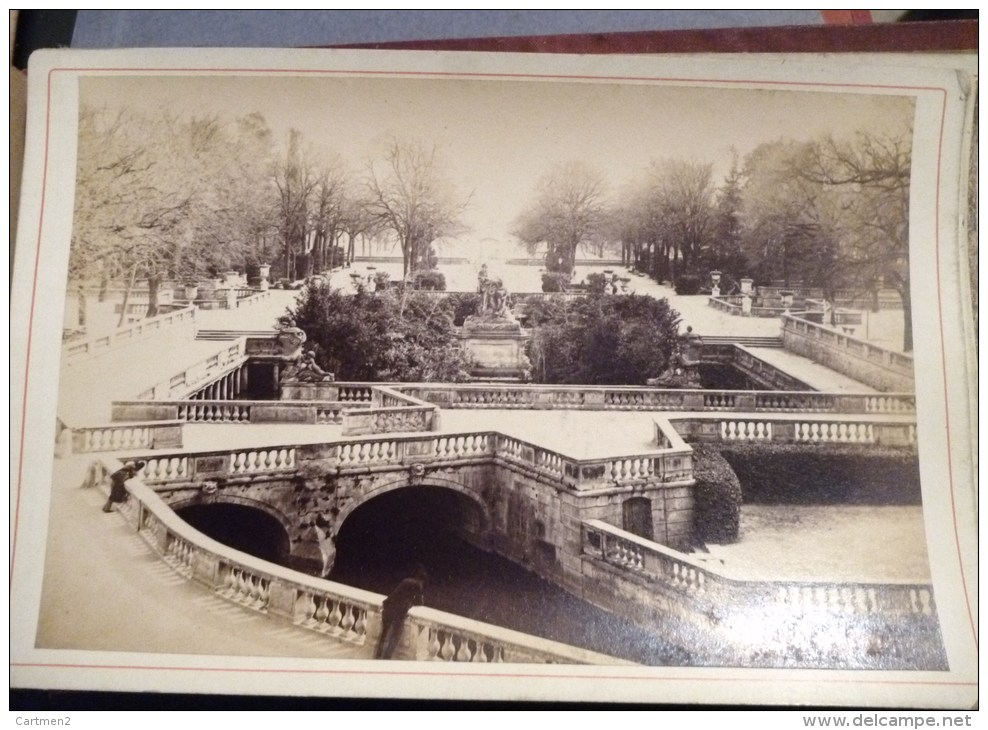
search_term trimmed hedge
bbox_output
[691,445,743,545]
[411,269,446,291]
[674,273,703,295]
[718,444,921,505]
[541,272,570,292]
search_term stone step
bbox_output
[701,336,784,348]
[196,329,277,341]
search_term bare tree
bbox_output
[272,129,319,281]
[797,132,913,350]
[741,140,840,293]
[364,139,469,278]
[72,106,200,323]
[649,159,715,281]
[513,161,609,276]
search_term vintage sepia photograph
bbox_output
[10,49,978,707]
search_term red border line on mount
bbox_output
[11,62,974,685]
[8,661,980,687]
[932,89,977,648]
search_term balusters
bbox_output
[140,456,188,483]
[294,591,367,644]
[721,420,772,441]
[216,565,270,612]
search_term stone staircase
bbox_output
[195,329,277,341]
[700,335,784,348]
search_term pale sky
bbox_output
[81,74,915,254]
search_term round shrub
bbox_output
[674,274,703,295]
[541,272,570,292]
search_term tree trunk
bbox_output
[98,271,109,302]
[900,285,913,352]
[117,265,138,328]
[76,285,87,328]
[146,276,160,319]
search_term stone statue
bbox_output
[476,275,512,319]
[281,350,334,383]
[646,328,703,388]
[274,318,307,359]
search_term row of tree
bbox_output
[70,105,468,314]
[513,131,912,349]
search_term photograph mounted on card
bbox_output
[9,47,977,707]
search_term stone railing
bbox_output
[86,456,628,665]
[781,315,914,392]
[87,455,378,648]
[582,520,935,618]
[393,383,914,415]
[405,607,632,664]
[341,406,438,436]
[759,286,903,310]
[336,383,375,403]
[492,432,690,491]
[112,399,364,426]
[230,288,272,307]
[671,415,917,448]
[130,427,690,494]
[730,347,815,391]
[707,295,798,318]
[134,341,247,400]
[134,445,297,485]
[341,385,441,436]
[62,306,197,365]
[69,420,184,454]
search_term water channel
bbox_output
[179,489,691,665]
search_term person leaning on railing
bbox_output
[375,564,428,659]
[101,460,146,513]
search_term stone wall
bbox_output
[782,315,914,392]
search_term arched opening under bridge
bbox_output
[329,483,687,665]
[175,502,291,565]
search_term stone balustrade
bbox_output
[112,399,363,425]
[69,420,184,454]
[135,446,296,485]
[404,607,632,664]
[339,385,441,436]
[86,457,628,664]
[582,520,935,618]
[782,315,914,392]
[707,295,800,318]
[63,306,197,365]
[341,406,438,436]
[128,424,685,494]
[336,384,374,403]
[394,383,915,415]
[672,415,916,448]
[135,341,247,400]
[230,288,271,307]
[88,456,382,648]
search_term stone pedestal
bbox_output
[460,315,531,380]
[280,380,339,401]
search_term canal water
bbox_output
[328,489,691,666]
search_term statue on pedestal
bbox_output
[647,327,703,388]
[465,269,519,332]
[281,350,334,383]
[274,317,307,359]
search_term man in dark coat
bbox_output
[101,461,146,513]
[374,565,427,660]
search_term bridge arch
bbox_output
[329,475,494,587]
[335,474,492,536]
[170,494,297,565]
